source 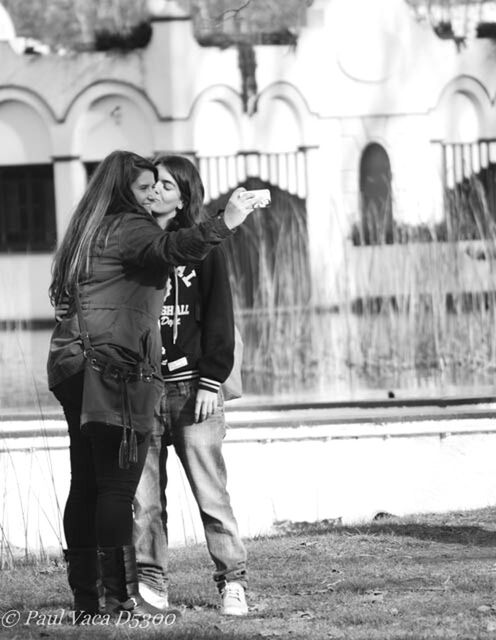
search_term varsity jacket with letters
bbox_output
[159,245,235,394]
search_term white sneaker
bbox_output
[220,581,248,616]
[138,581,169,610]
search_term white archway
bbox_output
[0,97,55,320]
[75,96,155,160]
[430,77,491,191]
[0,98,52,164]
[255,82,318,149]
[442,92,481,143]
[433,76,489,141]
[66,83,159,159]
[190,85,242,156]
[254,97,301,153]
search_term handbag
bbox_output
[74,289,163,468]
[221,325,244,401]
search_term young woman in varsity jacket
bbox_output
[133,156,248,616]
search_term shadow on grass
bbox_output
[274,515,496,547]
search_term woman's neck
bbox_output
[154,211,177,230]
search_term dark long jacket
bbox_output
[47,211,232,405]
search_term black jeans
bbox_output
[53,371,151,548]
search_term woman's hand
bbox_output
[55,301,70,322]
[194,388,219,423]
[223,188,258,230]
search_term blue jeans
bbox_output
[133,379,247,593]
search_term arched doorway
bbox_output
[205,177,309,310]
[358,143,393,245]
[205,177,311,394]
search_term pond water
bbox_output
[1,317,494,415]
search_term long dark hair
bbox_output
[49,150,157,305]
[153,155,206,229]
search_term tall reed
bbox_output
[219,174,496,397]
[218,179,313,395]
[341,175,496,393]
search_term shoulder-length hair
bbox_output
[49,150,157,305]
[153,155,206,228]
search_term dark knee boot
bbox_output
[98,545,180,619]
[63,548,103,617]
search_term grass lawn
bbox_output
[2,508,496,639]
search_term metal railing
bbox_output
[435,138,496,224]
[197,148,309,202]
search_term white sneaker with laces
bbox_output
[138,581,169,610]
[220,581,248,616]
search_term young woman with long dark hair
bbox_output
[133,155,248,616]
[48,150,256,620]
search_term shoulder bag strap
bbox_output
[73,287,93,355]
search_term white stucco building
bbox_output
[0,0,495,321]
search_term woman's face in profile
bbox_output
[153,165,182,217]
[130,170,157,213]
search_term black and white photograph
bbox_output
[2,0,496,638]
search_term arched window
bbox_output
[0,100,55,252]
[359,143,393,245]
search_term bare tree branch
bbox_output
[217,0,252,23]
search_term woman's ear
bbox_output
[177,201,184,210]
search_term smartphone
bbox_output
[245,189,271,208]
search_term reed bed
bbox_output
[224,177,496,397]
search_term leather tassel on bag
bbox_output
[118,379,130,469]
[129,429,138,464]
[119,428,129,470]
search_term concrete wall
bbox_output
[2,414,496,556]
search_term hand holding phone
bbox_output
[223,187,271,229]
[243,189,271,208]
